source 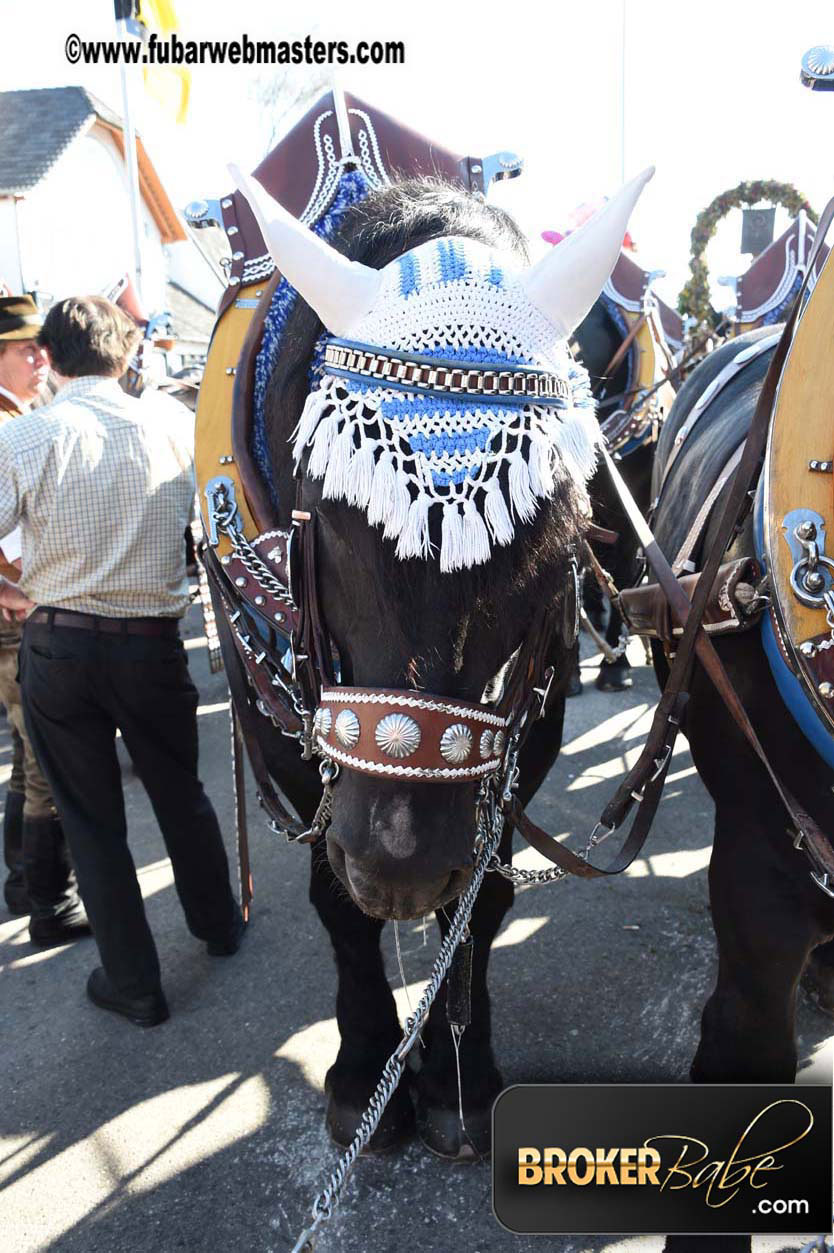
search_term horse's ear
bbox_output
[521,166,655,338]
[228,163,381,336]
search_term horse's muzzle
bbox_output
[326,836,474,920]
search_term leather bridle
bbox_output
[204,471,566,832]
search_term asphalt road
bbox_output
[1,606,831,1253]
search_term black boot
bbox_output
[3,790,28,914]
[23,815,92,947]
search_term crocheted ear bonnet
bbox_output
[230,164,654,572]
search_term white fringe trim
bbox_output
[347,440,376,509]
[293,389,329,464]
[322,422,355,500]
[484,475,514,546]
[440,501,465,573]
[367,451,395,526]
[294,375,597,572]
[462,496,491,568]
[508,449,538,524]
[396,491,432,560]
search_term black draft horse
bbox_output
[253,178,585,1157]
[652,327,834,1082]
[649,328,834,1253]
[573,299,656,691]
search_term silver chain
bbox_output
[289,786,622,1248]
[604,621,631,664]
[289,782,504,1253]
[208,485,313,738]
[486,818,617,885]
[226,528,294,605]
[208,484,293,606]
[579,607,631,665]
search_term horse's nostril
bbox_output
[331,851,474,921]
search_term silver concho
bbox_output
[334,709,360,749]
[313,706,332,738]
[439,723,473,765]
[493,730,506,758]
[804,45,834,78]
[375,713,421,758]
[479,729,495,759]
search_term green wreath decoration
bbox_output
[678,180,818,326]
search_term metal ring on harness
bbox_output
[789,554,834,607]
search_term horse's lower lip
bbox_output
[331,848,472,920]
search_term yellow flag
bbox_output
[138,0,190,125]
[138,0,179,35]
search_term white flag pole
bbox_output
[116,13,144,302]
[620,0,627,183]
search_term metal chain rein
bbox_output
[289,783,504,1253]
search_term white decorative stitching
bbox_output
[318,689,508,726]
[299,111,341,226]
[241,254,275,283]
[349,110,390,189]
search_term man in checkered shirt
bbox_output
[0,296,242,1028]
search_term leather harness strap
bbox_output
[671,442,745,575]
[507,196,834,884]
[601,310,647,380]
[230,704,254,919]
[209,565,311,840]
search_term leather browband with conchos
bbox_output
[313,687,512,782]
[324,341,569,403]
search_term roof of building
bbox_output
[0,86,185,243]
[165,280,215,345]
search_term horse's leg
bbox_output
[413,817,514,1160]
[309,841,415,1151]
[692,798,826,1083]
[663,799,830,1253]
[801,934,834,1018]
[595,597,632,690]
[413,686,566,1158]
[596,443,654,692]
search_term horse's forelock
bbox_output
[332,176,530,269]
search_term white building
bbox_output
[0,86,223,367]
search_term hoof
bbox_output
[325,1074,415,1154]
[595,662,632,692]
[801,953,834,1019]
[416,1101,491,1161]
[567,670,583,699]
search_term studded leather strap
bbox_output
[314,687,511,782]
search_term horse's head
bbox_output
[234,166,652,919]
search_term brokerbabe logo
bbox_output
[492,1085,832,1235]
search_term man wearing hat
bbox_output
[0,295,89,943]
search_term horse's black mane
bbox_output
[265,177,585,635]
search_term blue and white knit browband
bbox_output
[291,234,599,572]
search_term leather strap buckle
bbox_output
[630,745,672,803]
[532,666,555,718]
[810,870,834,898]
